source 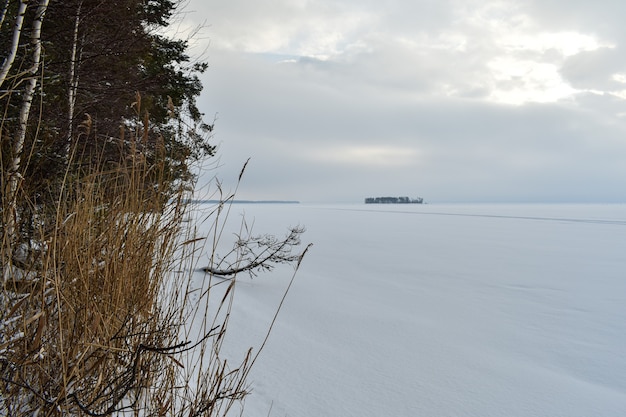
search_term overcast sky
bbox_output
[179,0,626,203]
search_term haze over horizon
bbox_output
[179,0,626,204]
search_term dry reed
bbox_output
[0,105,308,415]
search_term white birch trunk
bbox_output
[0,0,28,88]
[66,1,83,155]
[0,0,11,29]
[3,0,50,282]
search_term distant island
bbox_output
[365,196,424,204]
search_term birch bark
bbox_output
[0,0,11,31]
[3,0,50,281]
[0,0,28,88]
[65,1,83,155]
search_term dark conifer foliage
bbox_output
[40,0,209,138]
[1,0,213,179]
[1,0,213,238]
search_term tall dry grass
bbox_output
[0,108,308,415]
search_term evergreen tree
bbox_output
[1,0,214,241]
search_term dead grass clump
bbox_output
[0,126,183,414]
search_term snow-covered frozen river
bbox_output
[192,203,626,417]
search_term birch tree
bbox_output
[65,0,82,152]
[0,0,27,88]
[2,0,49,281]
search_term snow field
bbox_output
[191,203,626,417]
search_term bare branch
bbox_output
[203,226,306,277]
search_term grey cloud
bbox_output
[561,47,626,91]
[374,0,455,34]
[525,0,626,40]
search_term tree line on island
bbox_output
[365,196,424,204]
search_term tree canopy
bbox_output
[1,0,213,199]
[1,0,214,240]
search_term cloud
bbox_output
[187,0,626,203]
[183,0,377,58]
[305,145,421,167]
[524,0,626,39]
[560,46,626,91]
